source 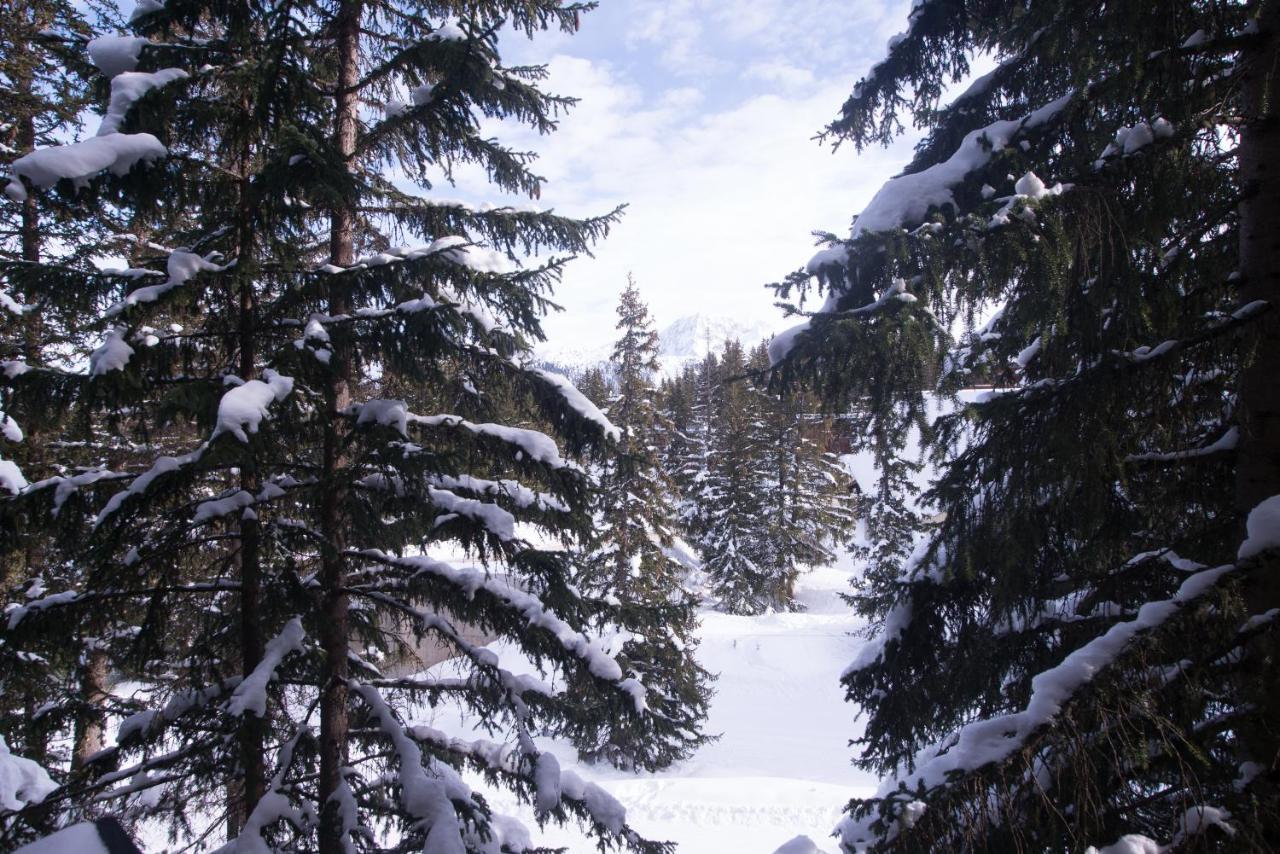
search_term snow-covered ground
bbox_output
[421,555,876,853]
[107,542,876,853]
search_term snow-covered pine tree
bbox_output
[747,341,856,603]
[567,275,712,771]
[699,339,780,615]
[654,364,696,499]
[575,363,612,411]
[0,0,126,809]
[0,2,679,851]
[770,0,1280,850]
[672,351,718,546]
[585,276,673,597]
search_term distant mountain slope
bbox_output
[655,314,778,377]
[538,313,778,379]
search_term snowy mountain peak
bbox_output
[656,314,777,367]
[538,313,778,378]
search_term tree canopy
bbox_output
[770,0,1280,850]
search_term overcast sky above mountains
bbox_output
[540,312,780,377]
[423,0,921,355]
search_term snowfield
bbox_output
[418,557,876,853]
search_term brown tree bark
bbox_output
[1237,0,1280,517]
[317,2,359,849]
[13,94,52,769]
[71,646,109,770]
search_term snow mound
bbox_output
[774,834,831,854]
[1239,494,1280,560]
[213,370,294,442]
[5,133,167,202]
[0,736,55,811]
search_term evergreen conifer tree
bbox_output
[695,341,855,615]
[770,1,1280,849]
[575,363,612,412]
[748,342,856,602]
[655,365,696,499]
[698,339,778,614]
[0,0,128,808]
[585,276,671,596]
[673,351,718,547]
[0,3,677,851]
[568,275,712,771]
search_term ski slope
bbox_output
[422,556,877,853]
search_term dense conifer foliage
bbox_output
[0,0,131,814]
[771,0,1280,850]
[564,277,712,772]
[748,342,858,609]
[0,2,681,851]
[631,341,855,616]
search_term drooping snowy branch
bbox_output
[768,278,922,366]
[1126,426,1239,463]
[315,235,514,278]
[349,549,644,708]
[839,560,1245,850]
[807,93,1075,295]
[104,249,225,317]
[350,399,573,470]
[528,368,621,442]
[350,682,469,852]
[214,730,313,854]
[226,619,305,717]
[98,68,189,136]
[971,300,1271,407]
[4,133,168,202]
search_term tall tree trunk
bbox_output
[14,99,54,772]
[17,111,43,364]
[1238,0,1280,516]
[1235,0,1280,804]
[317,2,359,849]
[228,160,266,838]
[72,646,108,770]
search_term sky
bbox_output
[93,0,925,357]
[437,0,925,356]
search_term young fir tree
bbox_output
[0,3,677,851]
[655,364,696,498]
[585,276,674,597]
[567,275,712,771]
[697,338,779,615]
[770,0,1280,850]
[747,341,857,603]
[672,351,718,546]
[575,362,612,412]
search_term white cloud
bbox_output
[624,0,911,80]
[445,1,925,353]
[744,61,816,89]
[517,57,918,351]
